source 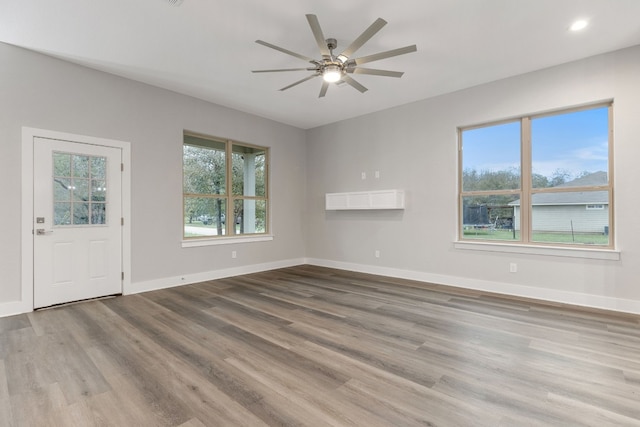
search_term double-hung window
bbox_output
[459,103,613,248]
[183,132,269,239]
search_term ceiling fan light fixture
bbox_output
[323,65,342,82]
[253,14,417,96]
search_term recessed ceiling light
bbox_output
[570,20,588,31]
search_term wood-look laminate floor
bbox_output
[1,266,640,426]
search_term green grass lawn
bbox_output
[463,229,609,245]
[184,221,217,228]
[183,220,265,237]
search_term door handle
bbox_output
[36,229,53,235]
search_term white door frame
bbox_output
[21,127,131,312]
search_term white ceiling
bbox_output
[1,0,639,129]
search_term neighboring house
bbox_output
[510,171,609,234]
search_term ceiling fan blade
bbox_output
[319,80,329,98]
[340,18,387,59]
[306,14,330,57]
[253,68,315,73]
[279,74,319,91]
[347,67,404,78]
[342,75,368,93]
[255,40,316,63]
[351,45,417,66]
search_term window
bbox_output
[53,152,107,226]
[183,132,268,239]
[459,103,612,247]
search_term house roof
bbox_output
[555,171,608,188]
[510,171,608,206]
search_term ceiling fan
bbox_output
[252,14,417,98]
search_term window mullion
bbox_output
[521,117,532,243]
[226,140,233,236]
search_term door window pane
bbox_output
[91,157,106,179]
[54,202,72,225]
[73,203,90,225]
[53,153,71,176]
[91,180,107,201]
[91,203,107,225]
[72,179,90,202]
[73,155,90,178]
[54,178,72,201]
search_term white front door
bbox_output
[33,137,123,308]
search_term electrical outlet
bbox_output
[232,251,237,259]
[375,250,380,258]
[375,171,380,179]
[361,172,367,180]
[509,263,517,273]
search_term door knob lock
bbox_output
[36,229,53,235]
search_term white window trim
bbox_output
[182,234,273,248]
[454,240,620,261]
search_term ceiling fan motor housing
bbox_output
[325,38,338,52]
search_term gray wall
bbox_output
[3,39,640,315]
[0,42,306,307]
[306,45,640,308]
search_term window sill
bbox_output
[182,234,273,248]
[454,241,620,260]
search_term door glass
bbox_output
[52,152,108,226]
[91,157,106,179]
[73,155,90,178]
[73,178,89,201]
[54,202,72,225]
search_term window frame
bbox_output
[457,102,614,249]
[182,131,270,242]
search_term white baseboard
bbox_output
[128,258,306,295]
[305,257,640,315]
[4,257,638,318]
[0,258,305,318]
[0,300,32,318]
